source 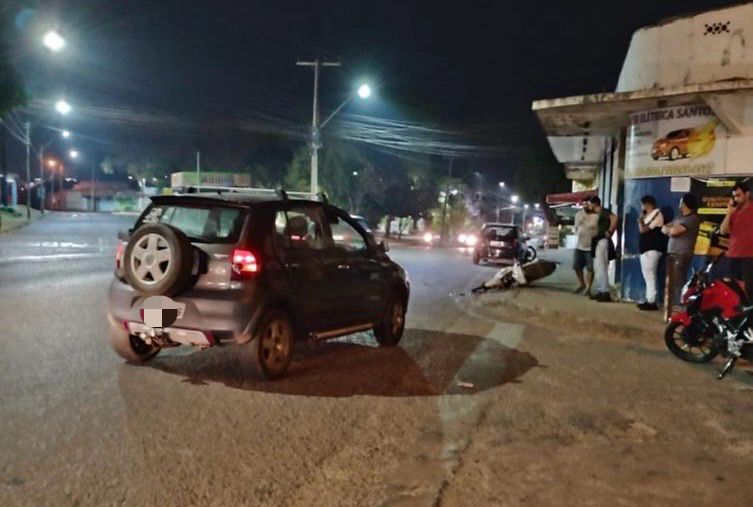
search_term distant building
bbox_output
[532,3,753,301]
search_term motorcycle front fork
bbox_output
[717,328,753,380]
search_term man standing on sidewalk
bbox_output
[589,196,618,302]
[720,181,753,298]
[637,195,666,311]
[573,199,598,296]
[662,193,700,310]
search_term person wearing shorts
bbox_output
[573,200,597,295]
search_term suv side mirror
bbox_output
[378,240,389,253]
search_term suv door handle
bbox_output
[337,264,351,270]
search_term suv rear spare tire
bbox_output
[124,223,194,297]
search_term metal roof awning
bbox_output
[532,79,753,136]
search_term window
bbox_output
[141,205,245,243]
[485,226,517,241]
[329,213,367,252]
[274,207,328,250]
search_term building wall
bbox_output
[618,3,753,92]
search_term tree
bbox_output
[0,16,24,116]
[510,145,569,204]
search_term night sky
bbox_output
[5,0,742,181]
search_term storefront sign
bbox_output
[689,177,748,255]
[626,104,727,179]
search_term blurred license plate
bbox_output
[490,241,506,247]
[175,303,186,319]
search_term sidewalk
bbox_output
[474,247,667,344]
[0,206,43,234]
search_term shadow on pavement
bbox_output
[129,328,539,397]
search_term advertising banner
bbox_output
[626,104,727,179]
[688,177,749,255]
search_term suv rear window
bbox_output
[139,204,246,243]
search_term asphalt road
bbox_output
[3,212,753,506]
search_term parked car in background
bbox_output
[472,223,536,265]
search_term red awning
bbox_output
[545,190,596,205]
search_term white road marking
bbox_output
[0,252,109,264]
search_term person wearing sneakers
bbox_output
[636,195,666,311]
[589,196,618,302]
[573,199,598,296]
[662,193,700,310]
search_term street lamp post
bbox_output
[296,60,371,195]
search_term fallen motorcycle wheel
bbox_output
[664,321,718,363]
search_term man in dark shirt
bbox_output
[662,193,701,310]
[721,181,753,298]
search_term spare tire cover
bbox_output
[123,223,194,296]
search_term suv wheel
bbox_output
[374,293,406,346]
[124,224,194,297]
[110,330,160,362]
[472,250,481,265]
[241,310,295,380]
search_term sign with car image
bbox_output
[626,104,727,179]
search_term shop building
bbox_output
[533,2,753,301]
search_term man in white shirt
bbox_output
[573,200,598,295]
[637,195,666,311]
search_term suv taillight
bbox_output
[231,249,259,279]
[115,241,125,270]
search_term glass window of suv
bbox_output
[141,204,245,243]
[328,212,367,252]
[274,207,328,250]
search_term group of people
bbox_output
[572,181,753,310]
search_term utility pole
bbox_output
[196,150,201,192]
[90,164,95,211]
[38,147,45,214]
[24,122,31,221]
[439,157,454,245]
[296,59,341,195]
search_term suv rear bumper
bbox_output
[107,278,264,345]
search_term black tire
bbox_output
[670,147,680,161]
[374,292,407,346]
[664,321,718,364]
[124,224,194,297]
[110,330,160,362]
[523,246,537,263]
[240,309,295,380]
[472,250,481,265]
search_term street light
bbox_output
[297,58,373,195]
[46,159,57,168]
[357,84,372,99]
[55,99,72,115]
[499,181,505,188]
[535,203,540,210]
[511,194,520,204]
[69,150,79,159]
[43,30,65,52]
[61,130,71,138]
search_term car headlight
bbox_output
[423,232,434,243]
[465,235,478,246]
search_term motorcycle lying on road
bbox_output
[665,255,753,379]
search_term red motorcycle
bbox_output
[665,256,753,379]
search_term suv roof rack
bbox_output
[175,186,322,201]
